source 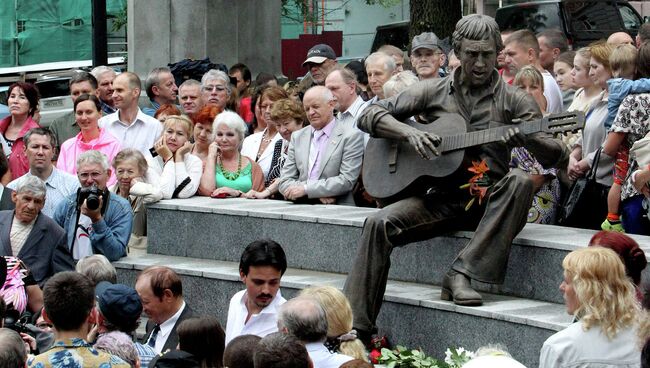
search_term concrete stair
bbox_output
[114,254,572,368]
[114,198,650,368]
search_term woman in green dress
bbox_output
[198,110,265,198]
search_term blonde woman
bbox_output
[299,286,368,362]
[539,247,642,367]
[151,115,203,198]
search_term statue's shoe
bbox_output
[441,271,483,306]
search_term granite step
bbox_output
[114,254,573,368]
[145,198,650,305]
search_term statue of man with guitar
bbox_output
[343,14,577,342]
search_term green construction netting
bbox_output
[0,0,126,67]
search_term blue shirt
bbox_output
[8,168,80,218]
[53,191,133,261]
[607,78,650,129]
[28,338,129,368]
[135,342,157,368]
[100,100,117,115]
[141,100,161,117]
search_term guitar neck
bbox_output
[439,119,543,153]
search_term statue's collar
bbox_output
[450,68,501,94]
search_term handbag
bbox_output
[557,148,609,228]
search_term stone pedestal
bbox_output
[127,0,281,78]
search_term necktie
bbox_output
[147,324,160,348]
[309,130,326,180]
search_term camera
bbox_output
[4,309,38,337]
[76,183,104,210]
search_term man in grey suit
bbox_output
[278,86,364,205]
[0,176,74,286]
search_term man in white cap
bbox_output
[410,32,446,80]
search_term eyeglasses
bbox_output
[203,85,227,92]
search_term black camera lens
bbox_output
[86,194,100,210]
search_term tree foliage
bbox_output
[409,0,462,42]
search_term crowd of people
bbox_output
[0,11,649,368]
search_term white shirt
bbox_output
[99,108,162,159]
[305,342,354,368]
[542,70,564,114]
[241,130,282,178]
[149,154,202,199]
[8,168,80,218]
[539,322,641,368]
[338,96,369,146]
[151,301,186,354]
[225,289,286,345]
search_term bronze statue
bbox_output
[342,14,570,341]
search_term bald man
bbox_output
[278,86,364,205]
[608,32,635,46]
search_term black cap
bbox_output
[95,281,143,326]
[302,44,337,67]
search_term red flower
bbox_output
[369,349,382,364]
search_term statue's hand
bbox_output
[402,125,441,159]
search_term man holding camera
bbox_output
[53,150,133,261]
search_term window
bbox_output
[618,4,641,31]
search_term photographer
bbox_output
[53,150,133,261]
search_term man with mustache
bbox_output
[225,239,287,345]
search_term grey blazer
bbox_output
[278,119,364,205]
[0,211,74,286]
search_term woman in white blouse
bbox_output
[151,115,202,198]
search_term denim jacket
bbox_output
[607,78,650,129]
[53,191,132,261]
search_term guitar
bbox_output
[362,111,584,200]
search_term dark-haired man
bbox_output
[225,239,288,345]
[8,127,79,217]
[28,271,129,367]
[49,72,99,153]
[135,266,194,354]
[254,333,312,368]
[225,334,261,368]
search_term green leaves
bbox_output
[378,345,448,368]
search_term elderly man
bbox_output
[410,32,446,80]
[99,72,162,158]
[504,29,563,113]
[300,44,338,91]
[278,86,364,205]
[0,329,27,368]
[278,297,353,368]
[325,67,368,130]
[8,128,79,217]
[0,176,74,286]
[343,15,569,343]
[201,69,232,112]
[536,29,568,73]
[136,266,194,354]
[608,31,635,46]
[178,79,204,116]
[142,67,179,116]
[365,52,397,102]
[226,240,287,345]
[48,72,98,151]
[53,150,132,261]
[91,66,118,114]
